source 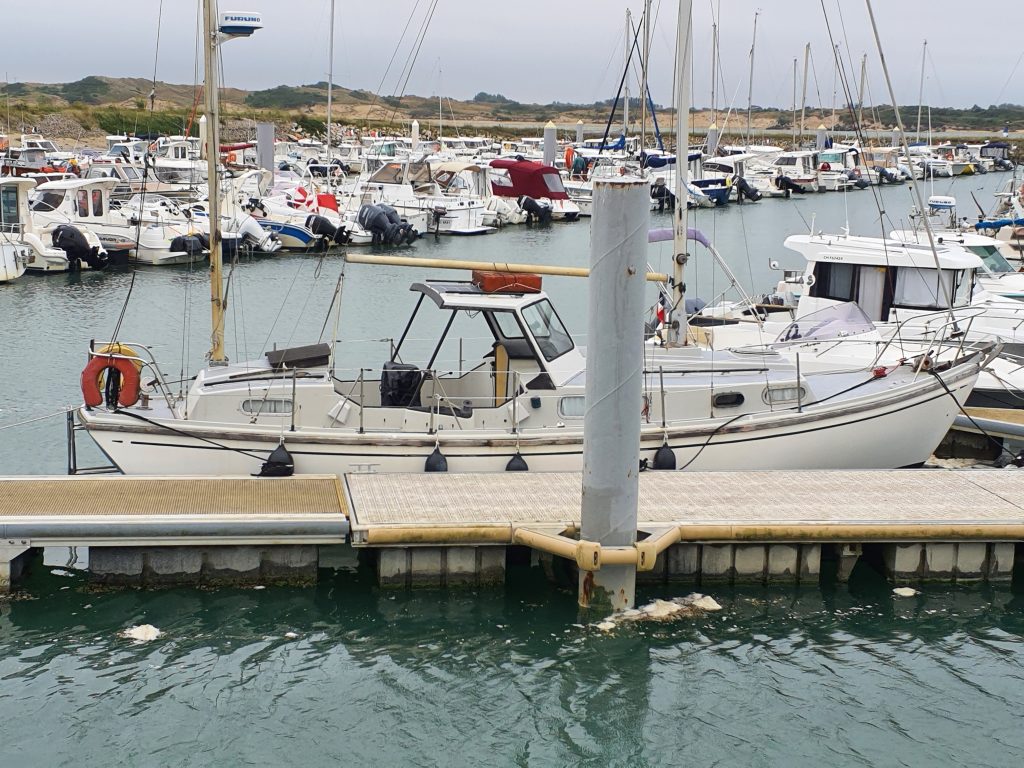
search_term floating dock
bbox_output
[343,470,1024,587]
[0,475,348,589]
[1,470,1022,591]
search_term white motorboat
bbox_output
[0,177,108,273]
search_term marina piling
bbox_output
[575,119,584,144]
[257,122,274,173]
[578,176,650,612]
[543,121,557,167]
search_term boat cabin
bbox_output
[31,177,119,221]
[785,233,979,322]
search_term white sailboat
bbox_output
[71,1,986,477]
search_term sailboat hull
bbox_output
[80,363,975,476]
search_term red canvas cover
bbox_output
[489,158,568,200]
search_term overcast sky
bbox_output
[3,1,1020,110]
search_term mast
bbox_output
[857,53,867,128]
[745,11,759,146]
[799,43,810,145]
[915,40,927,142]
[623,9,631,136]
[326,0,334,162]
[640,0,652,157]
[670,0,692,346]
[710,22,718,127]
[791,57,798,147]
[203,0,226,364]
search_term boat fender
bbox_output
[425,446,448,472]
[505,452,529,472]
[256,443,295,477]
[81,354,141,408]
[653,442,677,470]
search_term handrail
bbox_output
[87,340,177,410]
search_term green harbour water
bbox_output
[2,174,1023,765]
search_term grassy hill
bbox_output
[2,76,1022,147]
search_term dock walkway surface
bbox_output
[0,475,349,545]
[345,469,1024,546]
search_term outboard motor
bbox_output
[306,214,350,247]
[773,174,805,197]
[845,170,870,189]
[51,225,107,270]
[873,165,898,184]
[358,203,412,246]
[650,179,674,211]
[734,176,762,202]
[234,216,282,253]
[380,204,418,244]
[169,233,209,257]
[518,195,552,225]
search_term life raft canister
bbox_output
[81,343,142,408]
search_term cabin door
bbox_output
[857,266,887,320]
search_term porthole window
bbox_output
[712,392,745,408]
[558,396,586,418]
[241,398,293,415]
[763,386,806,405]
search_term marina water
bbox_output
[2,175,1023,764]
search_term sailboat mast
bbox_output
[326,0,334,161]
[857,53,867,128]
[915,40,927,142]
[791,57,798,147]
[710,22,718,127]
[745,11,759,145]
[799,43,810,145]
[670,0,692,347]
[640,0,652,157]
[202,0,226,364]
[623,9,631,136]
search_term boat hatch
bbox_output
[266,343,332,370]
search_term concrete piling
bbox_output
[578,176,650,612]
[543,121,557,167]
[256,122,274,173]
[815,123,828,150]
[707,122,720,156]
[575,119,584,145]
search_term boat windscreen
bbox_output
[775,302,875,343]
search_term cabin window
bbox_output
[31,189,65,212]
[240,398,293,415]
[972,245,1014,274]
[763,386,805,405]
[542,173,567,195]
[492,310,525,339]
[558,395,586,418]
[813,262,857,302]
[713,392,745,408]
[522,300,574,361]
[92,189,103,216]
[76,190,89,217]
[123,166,140,180]
[0,186,19,231]
[894,267,956,309]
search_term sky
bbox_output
[2,1,1020,110]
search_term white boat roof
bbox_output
[0,176,37,190]
[34,177,119,192]
[412,280,548,311]
[784,233,981,270]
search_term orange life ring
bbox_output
[226,152,238,164]
[564,146,575,169]
[81,354,141,408]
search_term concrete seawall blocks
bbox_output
[637,543,822,586]
[0,545,33,593]
[377,546,506,588]
[881,542,1016,583]
[88,545,319,586]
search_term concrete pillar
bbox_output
[0,545,33,593]
[256,122,274,174]
[199,115,208,160]
[411,119,420,151]
[543,121,557,166]
[578,176,650,612]
[706,122,720,156]
[815,123,828,150]
[891,126,901,148]
[834,543,861,583]
[575,119,584,144]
